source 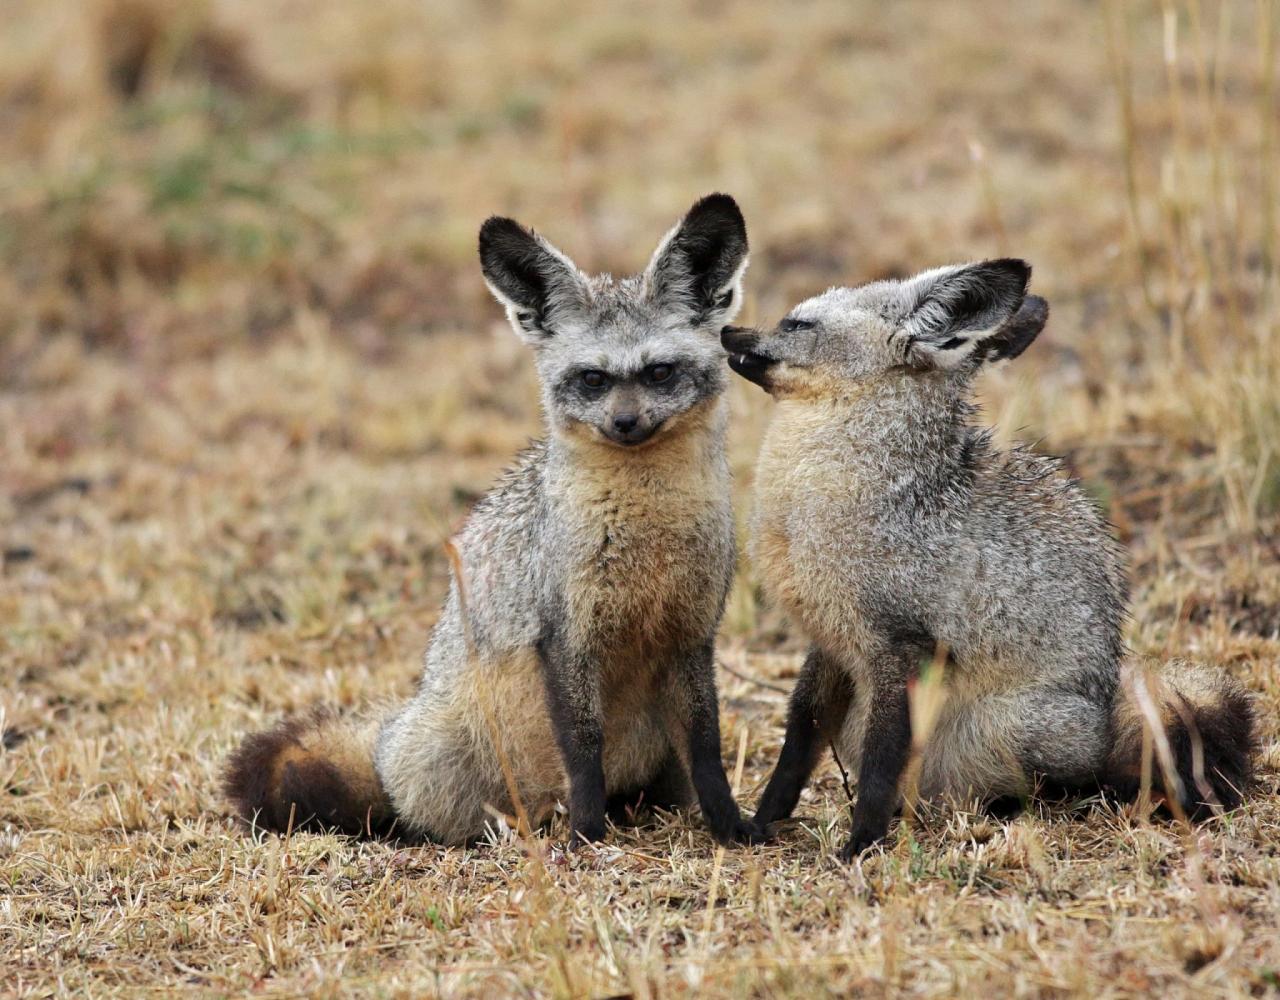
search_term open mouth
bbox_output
[721,325,776,389]
[726,350,775,383]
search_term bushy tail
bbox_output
[223,707,395,837]
[1105,660,1257,817]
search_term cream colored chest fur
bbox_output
[555,420,734,662]
[752,400,879,654]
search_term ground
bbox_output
[2,0,1279,996]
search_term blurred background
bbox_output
[3,3,1279,994]
[4,0,1279,682]
[2,0,1278,795]
[5,0,1278,628]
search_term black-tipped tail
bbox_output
[1105,660,1257,816]
[223,708,395,837]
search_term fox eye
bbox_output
[581,370,609,389]
[647,363,674,384]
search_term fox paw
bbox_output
[566,823,606,852]
[715,817,769,846]
[837,826,889,862]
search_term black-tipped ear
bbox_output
[478,216,584,342]
[982,294,1048,361]
[645,193,749,327]
[898,259,1031,371]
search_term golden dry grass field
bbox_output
[2,0,1280,996]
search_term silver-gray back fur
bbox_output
[733,259,1253,853]
[734,261,1129,803]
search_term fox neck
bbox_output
[766,372,978,511]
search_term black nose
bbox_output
[613,413,639,434]
[720,325,757,352]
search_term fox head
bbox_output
[721,259,1047,400]
[478,194,749,448]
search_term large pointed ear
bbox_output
[644,193,749,329]
[896,259,1032,371]
[980,294,1048,362]
[478,216,587,344]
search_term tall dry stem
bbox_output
[1258,0,1277,308]
[1104,0,1158,312]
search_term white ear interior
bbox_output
[482,277,545,343]
[896,262,1026,370]
[911,334,983,370]
[480,230,586,345]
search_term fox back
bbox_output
[725,261,1120,687]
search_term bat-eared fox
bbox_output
[224,194,758,848]
[723,259,1257,858]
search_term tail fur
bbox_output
[1105,660,1257,817]
[223,707,395,837]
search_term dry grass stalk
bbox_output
[1259,0,1277,308]
[1104,0,1158,312]
[896,646,950,851]
[700,726,749,945]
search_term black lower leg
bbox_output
[537,631,606,847]
[753,647,852,829]
[564,737,606,845]
[688,711,750,843]
[841,677,911,859]
[682,644,753,844]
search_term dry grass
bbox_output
[2,0,1279,996]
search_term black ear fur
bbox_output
[900,259,1037,371]
[479,217,545,310]
[910,258,1030,341]
[982,294,1048,361]
[478,216,579,336]
[648,193,748,322]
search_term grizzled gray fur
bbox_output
[723,259,1256,858]
[225,194,757,847]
